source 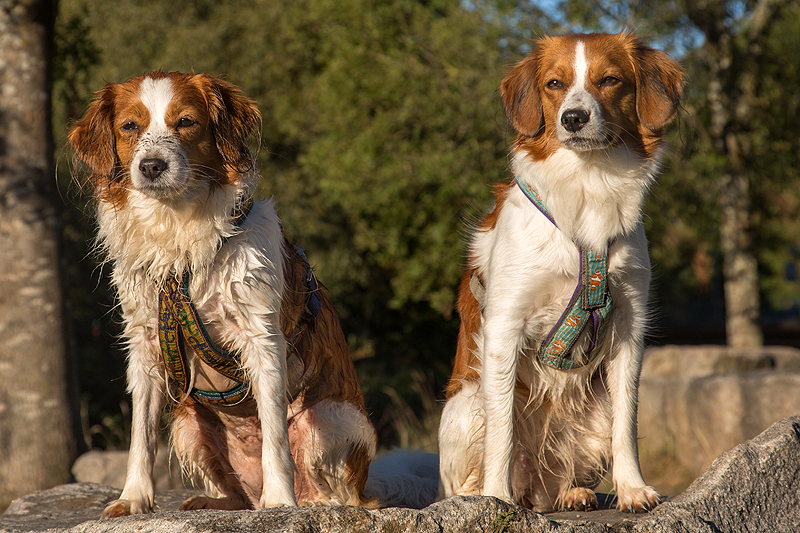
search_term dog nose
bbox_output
[139,158,168,180]
[561,109,591,132]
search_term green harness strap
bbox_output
[159,271,250,406]
[158,197,254,407]
[516,177,613,370]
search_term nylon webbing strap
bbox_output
[515,177,613,370]
[157,198,254,407]
[159,272,249,406]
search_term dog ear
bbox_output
[199,75,262,173]
[68,84,118,187]
[500,53,544,137]
[632,40,684,132]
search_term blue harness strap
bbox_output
[293,246,322,330]
[515,177,613,370]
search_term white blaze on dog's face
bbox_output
[551,41,633,151]
[501,32,683,161]
[116,76,224,198]
[68,71,260,207]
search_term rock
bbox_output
[70,452,129,490]
[2,416,799,532]
[637,345,800,493]
[626,415,800,533]
[641,344,800,377]
[71,448,182,491]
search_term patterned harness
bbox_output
[472,178,613,370]
[157,198,321,406]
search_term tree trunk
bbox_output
[718,172,763,347]
[0,0,76,510]
[685,0,789,348]
[707,52,764,347]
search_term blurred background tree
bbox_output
[50,0,800,455]
[0,0,78,510]
[553,0,800,347]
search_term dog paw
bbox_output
[298,499,330,507]
[259,487,297,508]
[101,499,152,518]
[560,487,598,512]
[616,485,660,513]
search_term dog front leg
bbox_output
[243,334,297,508]
[606,330,659,512]
[480,314,523,502]
[102,352,167,518]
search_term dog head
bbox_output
[69,71,261,206]
[501,31,683,160]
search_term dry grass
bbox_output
[380,370,442,453]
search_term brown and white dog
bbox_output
[438,32,683,512]
[69,71,378,516]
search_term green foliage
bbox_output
[491,509,516,533]
[745,3,800,311]
[55,0,526,445]
[56,0,800,448]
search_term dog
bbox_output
[69,71,379,517]
[437,32,683,512]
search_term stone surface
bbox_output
[3,416,800,533]
[625,414,800,533]
[71,448,183,491]
[637,345,800,493]
[641,344,800,377]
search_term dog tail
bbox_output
[363,449,439,509]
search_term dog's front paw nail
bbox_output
[561,487,598,511]
[616,486,660,513]
[102,499,152,518]
[102,499,130,519]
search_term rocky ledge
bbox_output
[2,415,799,533]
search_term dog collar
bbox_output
[231,195,254,227]
[515,177,612,370]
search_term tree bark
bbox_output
[718,172,763,347]
[0,0,76,510]
[685,0,788,347]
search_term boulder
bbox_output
[637,345,800,493]
[71,448,182,491]
[641,344,800,377]
[2,416,799,533]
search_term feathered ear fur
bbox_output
[630,36,684,132]
[68,83,119,188]
[194,75,262,173]
[500,51,544,137]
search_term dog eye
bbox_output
[546,79,564,90]
[599,76,620,87]
[177,117,196,128]
[121,121,138,132]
